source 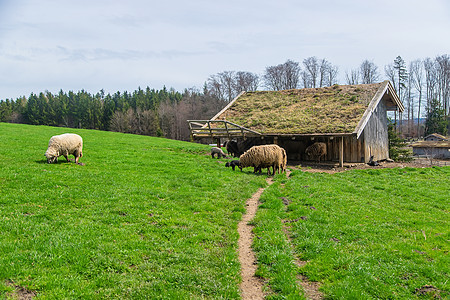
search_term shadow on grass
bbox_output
[35,159,83,165]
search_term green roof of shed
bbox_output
[211,81,402,135]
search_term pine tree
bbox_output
[425,98,448,135]
[393,56,408,99]
[388,120,412,162]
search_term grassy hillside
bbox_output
[1,123,448,299]
[254,167,449,299]
[0,123,266,298]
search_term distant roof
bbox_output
[410,141,450,148]
[211,81,403,136]
[424,133,448,141]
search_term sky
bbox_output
[0,0,449,100]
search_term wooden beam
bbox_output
[339,136,344,168]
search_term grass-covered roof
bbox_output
[213,82,387,135]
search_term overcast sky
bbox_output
[0,0,449,100]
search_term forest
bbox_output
[0,55,448,140]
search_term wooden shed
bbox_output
[188,81,403,166]
[410,141,450,159]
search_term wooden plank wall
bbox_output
[362,96,389,162]
[277,136,365,163]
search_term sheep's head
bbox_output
[46,155,58,164]
[45,149,59,164]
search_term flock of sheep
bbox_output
[43,133,327,175]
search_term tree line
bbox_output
[1,54,449,140]
[0,86,226,141]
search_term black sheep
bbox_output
[225,160,241,171]
[224,140,240,157]
[367,155,380,166]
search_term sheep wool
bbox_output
[239,144,286,175]
[305,142,326,162]
[211,147,226,158]
[45,133,83,164]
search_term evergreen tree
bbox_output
[0,99,13,121]
[393,56,408,99]
[388,120,412,162]
[26,93,40,124]
[425,98,448,135]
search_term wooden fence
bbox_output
[187,120,261,139]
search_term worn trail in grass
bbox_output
[238,182,268,300]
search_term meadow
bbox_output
[0,123,266,298]
[0,123,448,299]
[253,167,449,299]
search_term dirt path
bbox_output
[238,177,273,299]
[238,170,323,300]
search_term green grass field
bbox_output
[1,123,449,299]
[0,123,266,299]
[254,167,449,299]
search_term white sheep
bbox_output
[45,133,83,164]
[239,144,286,175]
[211,147,226,158]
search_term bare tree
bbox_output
[264,64,284,90]
[207,71,258,102]
[234,71,259,93]
[218,71,236,102]
[410,59,424,137]
[303,57,319,88]
[424,57,438,107]
[435,54,450,115]
[206,74,226,101]
[324,64,339,86]
[319,59,329,87]
[385,63,397,90]
[300,70,312,88]
[360,60,380,84]
[110,110,130,133]
[318,59,339,87]
[263,59,301,90]
[345,69,360,85]
[405,65,414,136]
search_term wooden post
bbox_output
[339,136,344,168]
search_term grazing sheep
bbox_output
[239,144,286,175]
[45,133,83,164]
[305,142,327,163]
[225,160,241,171]
[223,140,239,157]
[211,147,226,158]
